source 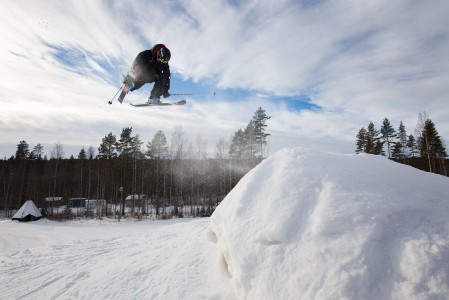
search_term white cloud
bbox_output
[0,0,448,158]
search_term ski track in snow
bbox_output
[0,219,234,300]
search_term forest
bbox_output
[355,112,448,176]
[2,109,448,220]
[1,108,272,219]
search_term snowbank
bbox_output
[209,148,449,299]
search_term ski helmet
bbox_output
[157,47,171,63]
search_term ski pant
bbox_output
[131,65,168,99]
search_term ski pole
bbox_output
[108,84,125,104]
[170,92,216,96]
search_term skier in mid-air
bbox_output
[126,44,171,104]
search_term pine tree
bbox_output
[229,129,245,159]
[98,132,117,159]
[132,135,144,158]
[418,119,447,174]
[355,127,367,154]
[374,139,385,156]
[407,134,418,160]
[116,127,132,157]
[78,147,87,160]
[397,121,407,161]
[146,130,169,159]
[380,118,396,158]
[29,143,44,160]
[252,107,271,158]
[366,122,383,155]
[78,147,86,198]
[228,107,271,159]
[243,120,257,159]
[116,127,142,158]
[15,141,30,160]
[391,142,403,160]
[440,138,449,176]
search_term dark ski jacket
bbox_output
[132,44,171,98]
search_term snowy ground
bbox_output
[0,218,233,299]
[1,148,449,300]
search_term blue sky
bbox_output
[1,0,449,158]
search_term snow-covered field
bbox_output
[0,218,233,299]
[1,148,449,299]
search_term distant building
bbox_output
[85,199,106,209]
[69,198,87,208]
[125,194,148,207]
[45,196,63,206]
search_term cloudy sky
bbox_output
[1,0,448,159]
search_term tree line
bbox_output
[355,112,448,176]
[0,107,271,219]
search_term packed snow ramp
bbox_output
[209,148,449,300]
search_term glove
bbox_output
[163,91,170,98]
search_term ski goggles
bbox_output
[157,57,169,64]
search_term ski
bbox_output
[109,64,141,104]
[131,100,186,107]
[116,84,131,104]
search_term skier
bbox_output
[127,44,171,104]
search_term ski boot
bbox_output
[148,97,161,104]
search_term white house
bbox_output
[125,194,148,207]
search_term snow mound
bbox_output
[209,148,449,300]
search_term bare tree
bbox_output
[87,146,95,160]
[195,133,208,160]
[51,143,64,160]
[414,112,428,137]
[215,137,227,159]
[170,126,188,216]
[170,126,188,160]
[194,134,208,215]
[50,143,64,210]
[415,112,432,172]
[215,136,229,209]
[87,146,96,206]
